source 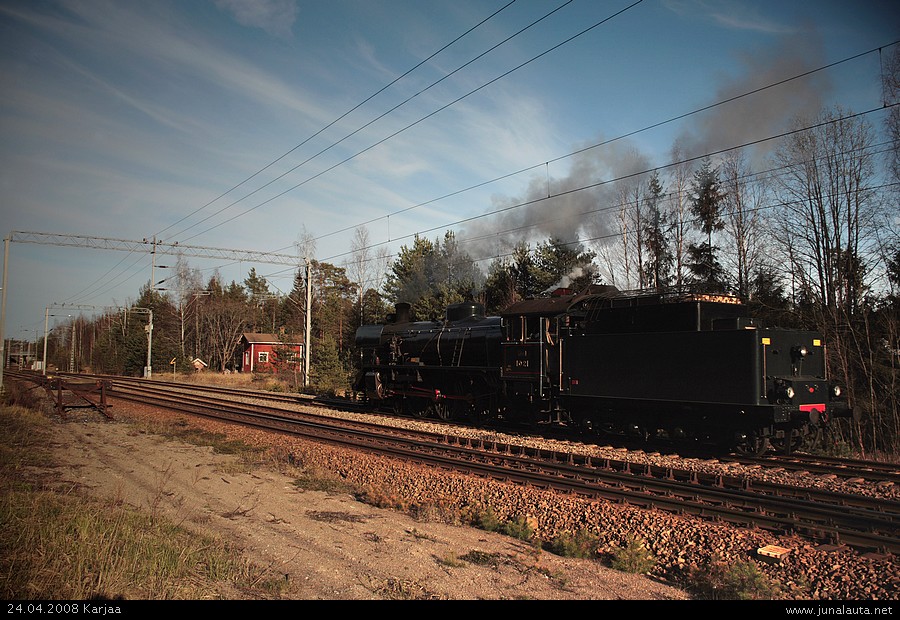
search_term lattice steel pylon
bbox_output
[1,231,307,391]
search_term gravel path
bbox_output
[43,402,690,600]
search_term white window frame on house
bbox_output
[258,351,269,363]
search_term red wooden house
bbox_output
[239,333,303,373]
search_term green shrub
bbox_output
[459,550,501,568]
[608,534,656,574]
[690,557,778,600]
[500,514,535,541]
[474,507,502,532]
[548,529,600,559]
[470,509,535,543]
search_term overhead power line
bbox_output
[155,0,523,241]
[5,232,303,266]
[310,39,900,253]
[171,0,644,243]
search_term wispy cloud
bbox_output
[2,2,327,123]
[664,0,793,34]
[213,0,299,38]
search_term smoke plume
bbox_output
[458,28,832,262]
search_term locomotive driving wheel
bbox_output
[401,397,428,418]
[430,400,453,421]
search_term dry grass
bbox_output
[169,371,300,395]
[0,404,282,600]
[169,371,257,388]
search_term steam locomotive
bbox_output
[353,285,858,454]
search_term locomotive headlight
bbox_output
[832,385,842,398]
[791,345,809,360]
[784,386,795,399]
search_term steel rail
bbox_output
[56,372,900,482]
[77,378,900,525]
[102,380,900,554]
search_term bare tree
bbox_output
[347,226,371,323]
[625,181,647,288]
[720,152,766,299]
[202,281,249,372]
[606,177,646,290]
[772,107,880,320]
[294,226,317,263]
[771,106,883,451]
[163,255,203,358]
[667,142,694,289]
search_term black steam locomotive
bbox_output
[353,285,857,454]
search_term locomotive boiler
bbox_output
[353,285,857,454]
[355,301,504,422]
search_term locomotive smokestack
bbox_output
[394,302,412,324]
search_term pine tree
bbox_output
[688,158,726,289]
[643,171,672,291]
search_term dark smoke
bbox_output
[458,29,831,261]
[676,27,831,165]
[459,139,651,260]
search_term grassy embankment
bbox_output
[0,379,291,600]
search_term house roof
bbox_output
[241,333,302,346]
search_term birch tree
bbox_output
[720,152,765,299]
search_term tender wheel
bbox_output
[798,426,824,453]
[770,432,802,455]
[735,433,770,456]
[466,400,493,427]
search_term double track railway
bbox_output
[6,370,898,556]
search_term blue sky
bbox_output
[1,0,897,341]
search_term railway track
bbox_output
[48,372,900,484]
[17,371,900,480]
[6,371,899,554]
[749,453,900,486]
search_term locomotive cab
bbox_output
[501,316,556,391]
[499,289,586,423]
